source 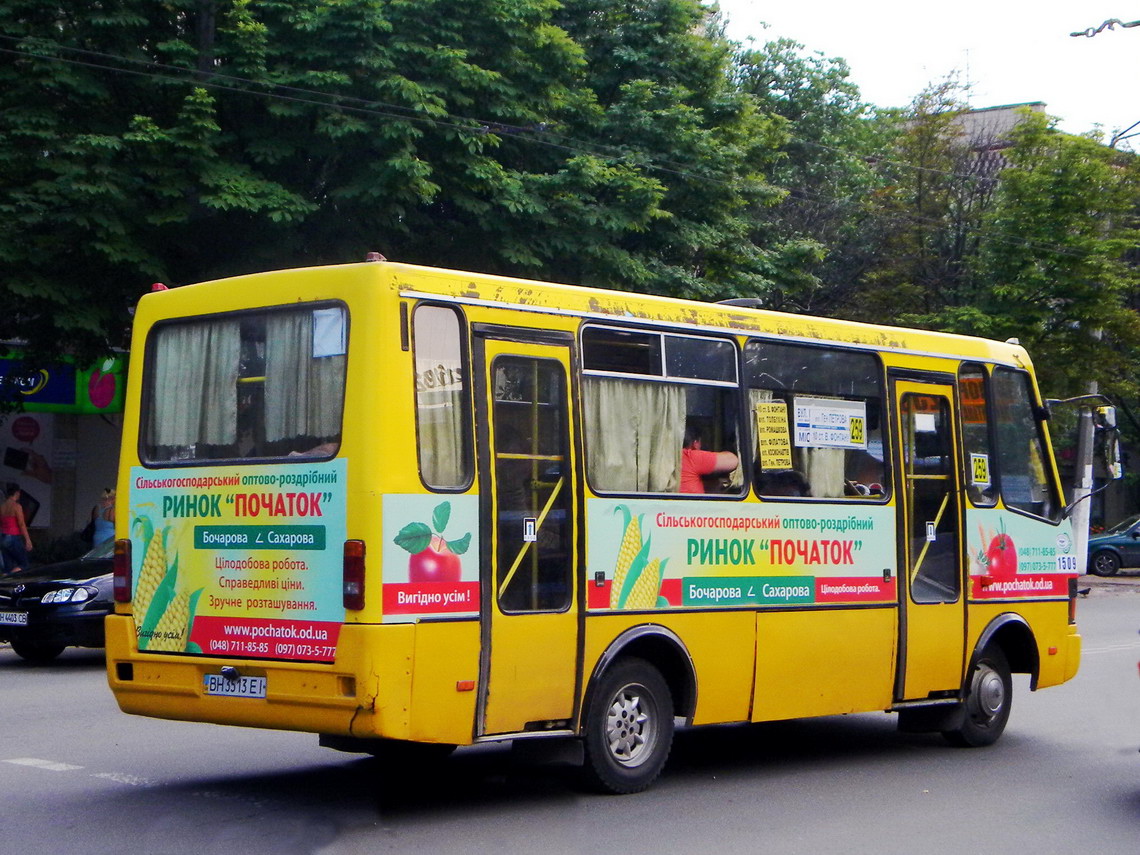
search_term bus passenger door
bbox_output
[891,379,966,701]
[475,334,579,736]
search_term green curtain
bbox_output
[583,377,686,492]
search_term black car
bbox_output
[0,539,114,662]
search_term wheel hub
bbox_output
[606,687,654,767]
[972,665,1005,720]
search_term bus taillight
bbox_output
[1068,576,1078,624]
[343,540,365,610]
[113,538,132,603]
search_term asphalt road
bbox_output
[2,579,1137,855]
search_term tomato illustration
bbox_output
[409,535,462,584]
[985,533,1017,578]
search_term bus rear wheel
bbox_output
[943,646,1012,747]
[581,658,673,794]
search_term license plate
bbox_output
[203,673,267,699]
[0,611,28,626]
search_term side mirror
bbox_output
[1095,406,1117,430]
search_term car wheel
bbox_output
[581,657,673,794]
[1090,550,1121,577]
[943,646,1012,748]
[11,639,66,663]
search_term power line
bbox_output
[1070,18,1140,38]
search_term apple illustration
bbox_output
[409,535,462,584]
[394,501,471,583]
[88,359,118,409]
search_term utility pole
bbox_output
[1069,353,1100,576]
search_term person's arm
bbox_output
[711,450,739,474]
[16,504,31,550]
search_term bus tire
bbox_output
[581,657,673,795]
[943,646,1012,748]
[1089,550,1121,577]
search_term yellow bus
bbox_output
[106,257,1082,793]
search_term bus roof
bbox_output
[143,259,1032,368]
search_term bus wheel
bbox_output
[1090,550,1121,577]
[943,647,1012,748]
[581,657,673,794]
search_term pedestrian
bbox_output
[0,483,33,573]
[90,488,115,544]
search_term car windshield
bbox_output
[83,538,116,560]
[1103,514,1140,535]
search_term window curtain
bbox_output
[418,386,466,486]
[583,377,686,492]
[805,448,846,498]
[264,311,345,442]
[151,320,241,447]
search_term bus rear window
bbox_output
[143,305,347,463]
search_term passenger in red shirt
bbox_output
[680,427,739,493]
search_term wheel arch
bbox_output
[581,624,697,728]
[972,613,1040,690]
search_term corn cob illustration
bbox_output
[148,590,190,652]
[134,523,167,621]
[610,505,643,608]
[623,557,667,610]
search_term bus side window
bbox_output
[413,304,472,489]
[744,340,887,501]
[991,367,1058,520]
[581,327,741,496]
[959,364,997,506]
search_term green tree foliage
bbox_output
[733,38,891,312]
[972,113,1140,400]
[0,0,788,361]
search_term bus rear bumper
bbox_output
[105,616,399,737]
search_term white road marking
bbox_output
[1082,640,1140,654]
[5,757,84,772]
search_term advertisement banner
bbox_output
[966,509,1076,599]
[128,460,346,662]
[380,494,480,622]
[586,498,897,610]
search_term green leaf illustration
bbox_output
[432,501,452,534]
[394,521,433,554]
[447,532,472,555]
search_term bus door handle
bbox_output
[883,567,892,583]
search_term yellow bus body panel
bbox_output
[752,608,897,721]
[583,612,756,726]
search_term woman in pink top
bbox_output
[680,426,738,493]
[0,483,33,573]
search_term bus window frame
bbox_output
[990,365,1062,525]
[958,361,999,509]
[743,336,891,505]
[578,322,747,500]
[138,299,350,469]
[411,300,475,494]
